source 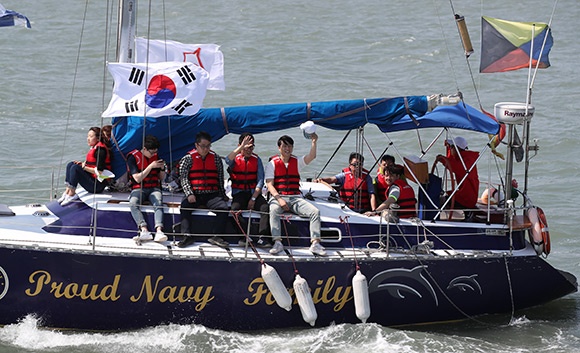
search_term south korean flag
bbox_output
[102,61,210,118]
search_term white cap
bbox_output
[300,121,317,139]
[446,136,468,150]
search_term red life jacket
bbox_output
[389,179,417,218]
[85,141,111,178]
[229,153,259,191]
[339,167,371,211]
[188,149,219,191]
[272,155,301,195]
[128,149,161,189]
[375,171,389,202]
[446,149,479,208]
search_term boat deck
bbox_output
[0,204,535,263]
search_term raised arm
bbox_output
[303,133,318,165]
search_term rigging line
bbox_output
[138,0,155,191]
[433,0,461,93]
[414,129,424,155]
[361,131,377,162]
[281,216,300,275]
[339,136,391,209]
[101,0,113,112]
[529,0,559,92]
[398,233,495,326]
[56,0,92,194]
[162,0,168,60]
[355,127,365,209]
[419,128,446,159]
[340,216,360,270]
[161,0,176,222]
[348,142,392,205]
[374,143,393,170]
[314,129,351,179]
[503,254,516,325]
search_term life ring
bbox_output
[527,207,551,256]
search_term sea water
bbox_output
[0,0,579,352]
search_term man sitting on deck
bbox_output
[225,132,271,247]
[316,152,377,213]
[265,134,327,256]
[176,131,229,248]
[365,164,417,219]
[127,135,167,243]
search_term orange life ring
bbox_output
[528,207,551,256]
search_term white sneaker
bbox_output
[139,231,153,241]
[238,239,252,247]
[309,242,327,256]
[154,230,168,242]
[60,194,79,206]
[57,192,67,203]
[269,240,284,255]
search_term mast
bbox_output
[116,0,136,63]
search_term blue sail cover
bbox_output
[110,95,499,177]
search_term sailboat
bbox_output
[0,0,575,331]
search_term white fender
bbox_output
[261,263,292,311]
[527,207,544,255]
[352,270,371,323]
[293,274,317,326]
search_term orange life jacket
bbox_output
[389,179,417,218]
[375,171,389,201]
[339,167,371,211]
[85,141,111,178]
[128,149,161,189]
[271,155,301,195]
[188,149,219,191]
[229,153,259,191]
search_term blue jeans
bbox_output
[129,188,164,230]
[65,162,106,193]
[269,195,320,242]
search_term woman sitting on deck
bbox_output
[58,126,112,206]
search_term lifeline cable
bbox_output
[230,209,265,260]
[281,214,300,276]
[340,216,360,271]
[315,129,351,179]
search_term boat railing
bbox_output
[0,165,57,205]
[1,195,530,260]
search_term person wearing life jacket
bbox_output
[316,152,377,213]
[265,134,326,256]
[441,136,479,210]
[373,154,395,203]
[225,132,271,247]
[366,164,417,219]
[59,126,112,206]
[177,131,229,248]
[127,135,167,243]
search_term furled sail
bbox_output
[110,95,499,177]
